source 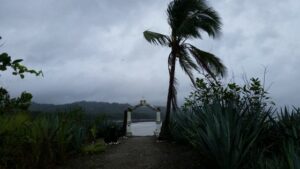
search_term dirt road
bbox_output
[57,137,201,169]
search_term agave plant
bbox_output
[173,101,271,169]
[256,140,300,169]
[277,107,300,142]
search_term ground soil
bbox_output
[56,136,201,169]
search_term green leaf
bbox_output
[12,59,23,64]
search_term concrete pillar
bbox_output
[126,110,132,136]
[154,110,161,137]
[156,111,161,124]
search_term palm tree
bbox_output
[143,0,226,139]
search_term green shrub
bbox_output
[182,76,274,112]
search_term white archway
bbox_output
[126,100,161,136]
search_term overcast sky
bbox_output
[0,0,299,107]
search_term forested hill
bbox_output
[29,101,165,121]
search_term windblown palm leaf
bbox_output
[143,31,170,46]
[143,0,226,139]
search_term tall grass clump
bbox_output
[171,76,300,169]
[0,109,111,169]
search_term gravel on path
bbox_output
[56,136,201,169]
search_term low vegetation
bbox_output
[0,109,123,169]
[81,141,106,155]
[171,75,300,169]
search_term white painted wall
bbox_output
[131,122,162,136]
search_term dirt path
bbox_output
[57,137,201,169]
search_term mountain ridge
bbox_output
[30,101,166,120]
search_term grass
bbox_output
[81,140,106,155]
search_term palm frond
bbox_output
[168,0,221,39]
[167,0,205,34]
[143,31,170,46]
[195,7,222,38]
[188,44,226,77]
[178,47,198,86]
[175,13,203,39]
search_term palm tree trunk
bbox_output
[159,54,176,140]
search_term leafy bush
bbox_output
[0,87,33,114]
[183,76,274,110]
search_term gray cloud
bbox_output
[0,0,300,107]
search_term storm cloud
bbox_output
[0,0,299,107]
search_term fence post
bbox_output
[154,108,161,136]
[126,109,132,136]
